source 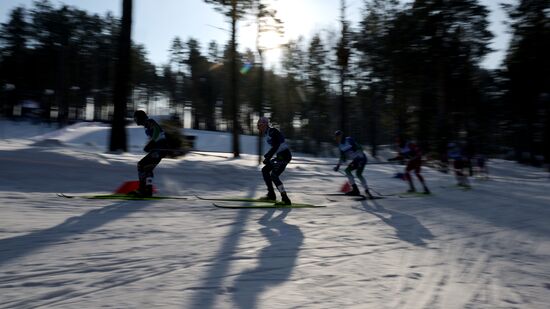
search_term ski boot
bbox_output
[259,190,277,202]
[423,187,431,194]
[127,185,152,198]
[128,179,153,197]
[143,184,153,197]
[406,178,417,193]
[280,192,292,205]
[345,184,361,196]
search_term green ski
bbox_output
[195,195,276,203]
[57,193,188,200]
[398,192,433,198]
[213,202,325,209]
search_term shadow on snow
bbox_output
[358,199,434,247]
[0,201,150,268]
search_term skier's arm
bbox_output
[264,128,281,161]
[144,120,161,152]
[389,143,408,161]
[334,151,346,171]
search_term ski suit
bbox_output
[262,127,292,194]
[336,137,369,191]
[389,141,430,193]
[138,118,168,191]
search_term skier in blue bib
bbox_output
[257,117,292,205]
[131,110,168,197]
[447,142,471,188]
[333,130,374,198]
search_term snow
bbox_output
[1,120,549,308]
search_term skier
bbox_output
[388,136,431,194]
[333,130,374,198]
[447,142,471,187]
[131,110,168,197]
[257,117,292,205]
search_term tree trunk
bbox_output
[340,73,347,135]
[370,93,378,158]
[231,0,240,157]
[109,0,132,152]
[257,50,264,164]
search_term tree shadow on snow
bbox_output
[232,208,303,309]
[0,201,150,267]
[358,199,434,247]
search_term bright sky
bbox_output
[0,0,514,70]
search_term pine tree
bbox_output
[0,7,28,117]
[109,0,132,153]
[503,0,550,165]
[204,0,255,157]
[306,34,329,153]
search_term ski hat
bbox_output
[334,130,343,136]
[134,110,148,125]
[257,116,269,126]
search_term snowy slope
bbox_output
[25,121,267,155]
[0,121,549,309]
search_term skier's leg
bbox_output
[405,163,416,192]
[270,159,291,204]
[137,152,163,196]
[355,161,369,191]
[261,163,276,200]
[355,159,373,197]
[356,170,368,190]
[344,164,360,195]
[413,161,424,183]
[270,160,287,191]
[344,165,356,186]
[414,163,430,193]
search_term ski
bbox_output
[195,195,276,203]
[397,192,433,198]
[213,202,325,209]
[314,193,363,196]
[439,184,472,191]
[368,189,432,198]
[326,195,384,202]
[57,193,188,200]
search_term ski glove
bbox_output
[333,164,340,172]
[263,157,271,165]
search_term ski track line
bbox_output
[0,262,188,309]
[394,245,445,308]
[1,248,263,309]
[0,241,413,309]
[394,238,491,309]
[393,219,544,309]
[0,229,309,307]
[0,257,152,285]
